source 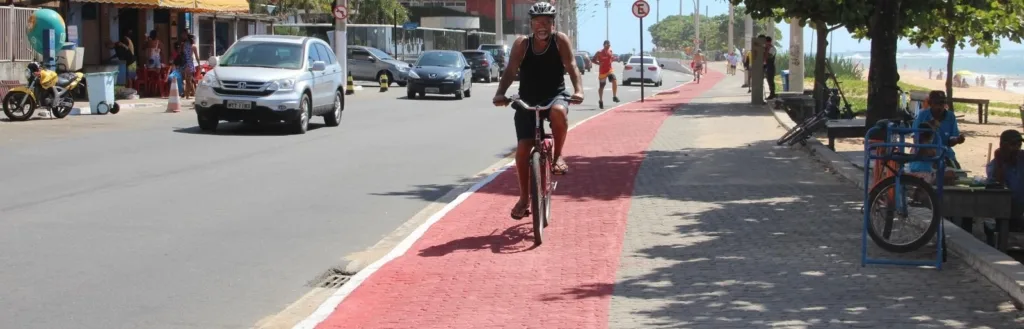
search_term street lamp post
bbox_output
[605,0,610,41]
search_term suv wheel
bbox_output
[292,94,310,134]
[325,90,343,127]
[198,113,218,132]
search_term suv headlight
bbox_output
[267,78,296,91]
[200,73,219,87]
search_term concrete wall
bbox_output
[0,62,27,84]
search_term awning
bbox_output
[193,0,250,13]
[73,0,160,8]
[159,0,196,9]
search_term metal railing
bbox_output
[1,6,38,62]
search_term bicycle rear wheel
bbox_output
[866,175,940,253]
[530,151,546,246]
[784,116,826,146]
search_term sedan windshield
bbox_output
[629,57,654,64]
[366,47,394,61]
[417,52,461,68]
[217,42,304,70]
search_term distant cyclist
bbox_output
[492,1,584,220]
[592,40,620,109]
[691,49,705,78]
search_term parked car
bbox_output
[575,51,592,72]
[406,50,473,100]
[574,54,587,75]
[622,56,665,86]
[347,45,412,86]
[478,44,509,75]
[194,35,345,134]
[461,50,500,82]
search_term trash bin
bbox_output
[781,69,791,92]
[84,71,117,114]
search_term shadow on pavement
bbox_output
[417,223,537,256]
[172,122,327,136]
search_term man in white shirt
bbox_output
[726,50,739,75]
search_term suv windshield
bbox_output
[417,52,461,68]
[218,42,304,69]
[365,47,394,60]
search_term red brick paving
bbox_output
[314,70,726,329]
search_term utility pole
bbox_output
[694,0,699,49]
[656,0,660,21]
[605,0,610,41]
[496,0,503,45]
[728,3,734,52]
[334,0,347,80]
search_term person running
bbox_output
[492,1,584,220]
[592,40,620,109]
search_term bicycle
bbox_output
[503,94,577,246]
[863,117,947,253]
[692,62,702,83]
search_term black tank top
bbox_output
[518,35,566,105]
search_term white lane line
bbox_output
[290,75,697,329]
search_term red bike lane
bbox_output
[311,71,725,329]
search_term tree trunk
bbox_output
[945,43,955,102]
[865,0,902,127]
[813,23,829,112]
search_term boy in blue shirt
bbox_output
[908,121,956,185]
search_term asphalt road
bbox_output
[0,62,691,329]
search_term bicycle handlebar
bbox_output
[505,94,568,111]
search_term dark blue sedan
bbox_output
[406,50,473,100]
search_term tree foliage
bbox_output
[648,7,781,53]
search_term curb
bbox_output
[69,101,170,115]
[766,104,1024,308]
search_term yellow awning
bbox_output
[193,0,249,12]
[73,0,159,8]
[159,0,195,9]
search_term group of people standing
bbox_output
[108,29,201,98]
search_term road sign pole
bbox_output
[333,1,349,80]
[640,16,644,103]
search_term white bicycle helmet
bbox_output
[529,2,557,17]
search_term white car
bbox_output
[621,56,664,86]
[194,35,345,134]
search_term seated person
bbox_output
[907,121,957,186]
[986,129,1024,231]
[914,90,966,168]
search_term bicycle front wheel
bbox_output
[530,151,545,246]
[785,116,826,146]
[866,175,940,253]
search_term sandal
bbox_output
[510,199,531,220]
[553,158,569,175]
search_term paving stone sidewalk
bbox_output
[609,69,1024,328]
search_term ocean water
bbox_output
[840,49,1024,94]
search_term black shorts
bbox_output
[599,72,617,83]
[514,94,570,141]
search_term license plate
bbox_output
[636,67,642,72]
[226,101,252,110]
[425,87,440,93]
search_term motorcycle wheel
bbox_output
[3,91,36,121]
[51,99,73,119]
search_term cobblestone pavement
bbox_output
[609,69,1024,328]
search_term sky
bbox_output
[573,0,1024,55]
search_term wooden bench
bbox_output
[825,118,867,150]
[950,97,990,124]
[775,94,816,122]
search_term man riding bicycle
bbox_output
[492,1,584,220]
[592,40,620,109]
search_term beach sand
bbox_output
[897,70,1024,106]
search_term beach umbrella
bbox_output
[955,70,974,76]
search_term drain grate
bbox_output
[307,267,353,288]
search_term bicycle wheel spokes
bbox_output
[869,180,936,250]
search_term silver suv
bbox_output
[194,35,345,134]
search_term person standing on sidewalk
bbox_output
[764,36,778,99]
[592,40,620,109]
[492,1,585,220]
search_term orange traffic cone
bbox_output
[166,77,181,113]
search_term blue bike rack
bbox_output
[861,122,948,269]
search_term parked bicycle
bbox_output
[863,117,947,253]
